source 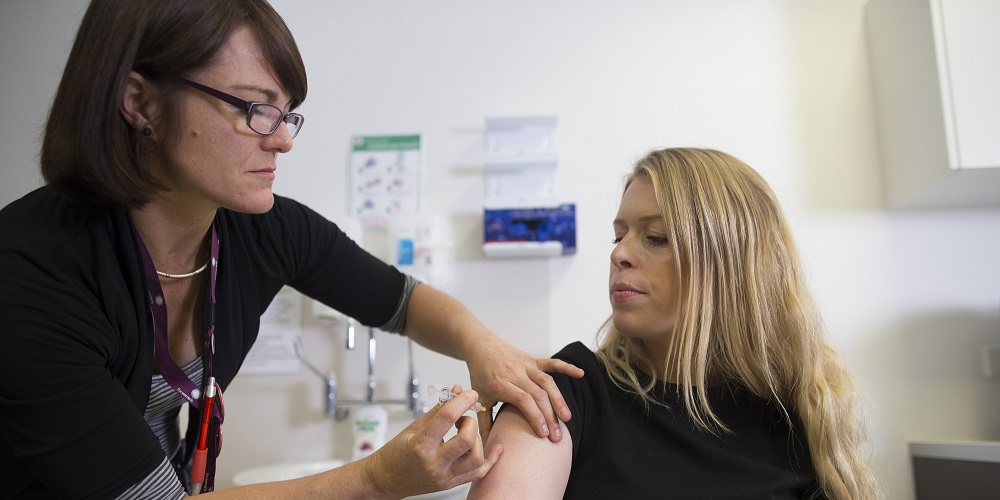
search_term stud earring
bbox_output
[142,126,153,137]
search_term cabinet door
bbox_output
[938,0,1000,169]
[866,0,1000,207]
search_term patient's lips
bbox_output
[610,282,643,301]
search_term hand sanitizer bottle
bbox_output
[351,405,388,461]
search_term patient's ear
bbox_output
[119,70,159,132]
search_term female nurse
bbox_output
[0,0,582,498]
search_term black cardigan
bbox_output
[0,187,405,498]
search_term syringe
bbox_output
[427,385,488,412]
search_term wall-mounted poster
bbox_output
[349,134,421,227]
[240,286,302,375]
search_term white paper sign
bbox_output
[241,287,302,375]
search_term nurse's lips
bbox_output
[610,283,643,300]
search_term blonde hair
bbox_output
[595,148,877,499]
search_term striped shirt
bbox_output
[115,359,202,499]
[113,274,418,498]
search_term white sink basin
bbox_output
[232,459,346,484]
[232,460,469,498]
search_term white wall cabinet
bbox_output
[866,0,1000,208]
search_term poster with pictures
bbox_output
[349,134,421,227]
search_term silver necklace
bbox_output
[156,260,210,279]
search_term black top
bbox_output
[0,187,405,499]
[550,342,822,499]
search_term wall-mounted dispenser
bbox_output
[483,203,576,257]
[482,115,576,258]
[386,215,453,291]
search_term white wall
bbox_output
[3,1,999,498]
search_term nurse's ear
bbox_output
[119,70,161,138]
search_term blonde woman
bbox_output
[469,148,877,499]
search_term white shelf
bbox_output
[483,153,559,169]
[484,115,557,163]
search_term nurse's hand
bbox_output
[465,337,584,444]
[364,386,501,498]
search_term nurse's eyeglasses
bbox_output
[179,77,304,139]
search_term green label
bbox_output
[356,418,380,432]
[351,135,420,152]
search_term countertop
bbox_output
[909,440,1000,463]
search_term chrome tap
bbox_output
[345,317,355,350]
[297,324,427,421]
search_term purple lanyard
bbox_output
[131,219,220,407]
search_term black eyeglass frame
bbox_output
[178,77,304,139]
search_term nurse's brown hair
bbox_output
[41,0,307,207]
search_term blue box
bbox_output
[483,204,576,257]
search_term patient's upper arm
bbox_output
[467,405,573,499]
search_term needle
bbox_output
[427,385,488,412]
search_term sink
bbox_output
[232,460,470,498]
[232,459,346,484]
